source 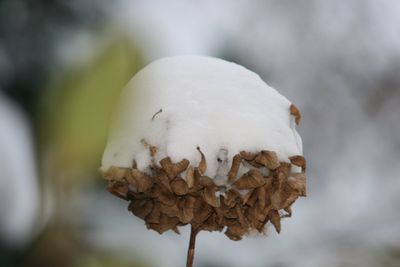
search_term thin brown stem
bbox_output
[186,226,199,267]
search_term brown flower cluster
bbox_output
[101,145,306,241]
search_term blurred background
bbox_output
[1,1,400,267]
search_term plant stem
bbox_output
[186,226,198,267]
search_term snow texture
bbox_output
[101,56,302,178]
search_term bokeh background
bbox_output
[1,1,400,267]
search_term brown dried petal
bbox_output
[239,151,257,161]
[198,174,215,187]
[288,173,307,196]
[188,169,204,192]
[214,204,225,224]
[197,146,207,174]
[203,186,219,207]
[225,224,248,241]
[185,166,195,188]
[170,178,189,196]
[245,159,264,168]
[270,192,282,210]
[128,199,153,220]
[178,196,196,223]
[270,172,289,209]
[255,150,280,170]
[256,186,266,208]
[158,189,176,206]
[224,189,240,207]
[159,157,174,176]
[246,204,266,224]
[273,171,287,192]
[146,202,161,223]
[241,190,253,205]
[268,210,281,233]
[224,207,238,219]
[290,104,301,125]
[228,154,242,182]
[233,169,265,190]
[130,169,154,192]
[201,213,223,232]
[107,182,129,200]
[160,203,180,218]
[147,214,179,234]
[282,193,299,209]
[152,168,172,191]
[274,162,291,178]
[160,157,190,179]
[289,155,306,171]
[193,199,213,224]
[244,189,258,207]
[254,219,268,233]
[235,204,247,226]
[102,166,129,181]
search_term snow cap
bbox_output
[101,55,302,177]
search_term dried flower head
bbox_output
[100,56,306,266]
[102,147,306,240]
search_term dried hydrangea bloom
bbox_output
[100,56,306,266]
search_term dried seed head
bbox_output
[102,148,306,240]
[100,57,306,243]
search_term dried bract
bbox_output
[289,155,306,171]
[290,104,301,125]
[255,150,280,170]
[233,169,265,190]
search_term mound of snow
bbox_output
[102,55,302,177]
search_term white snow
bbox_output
[101,55,302,177]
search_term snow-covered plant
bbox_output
[100,56,306,266]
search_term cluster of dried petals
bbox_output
[101,146,306,241]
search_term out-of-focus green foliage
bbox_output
[39,38,142,186]
[18,38,149,267]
